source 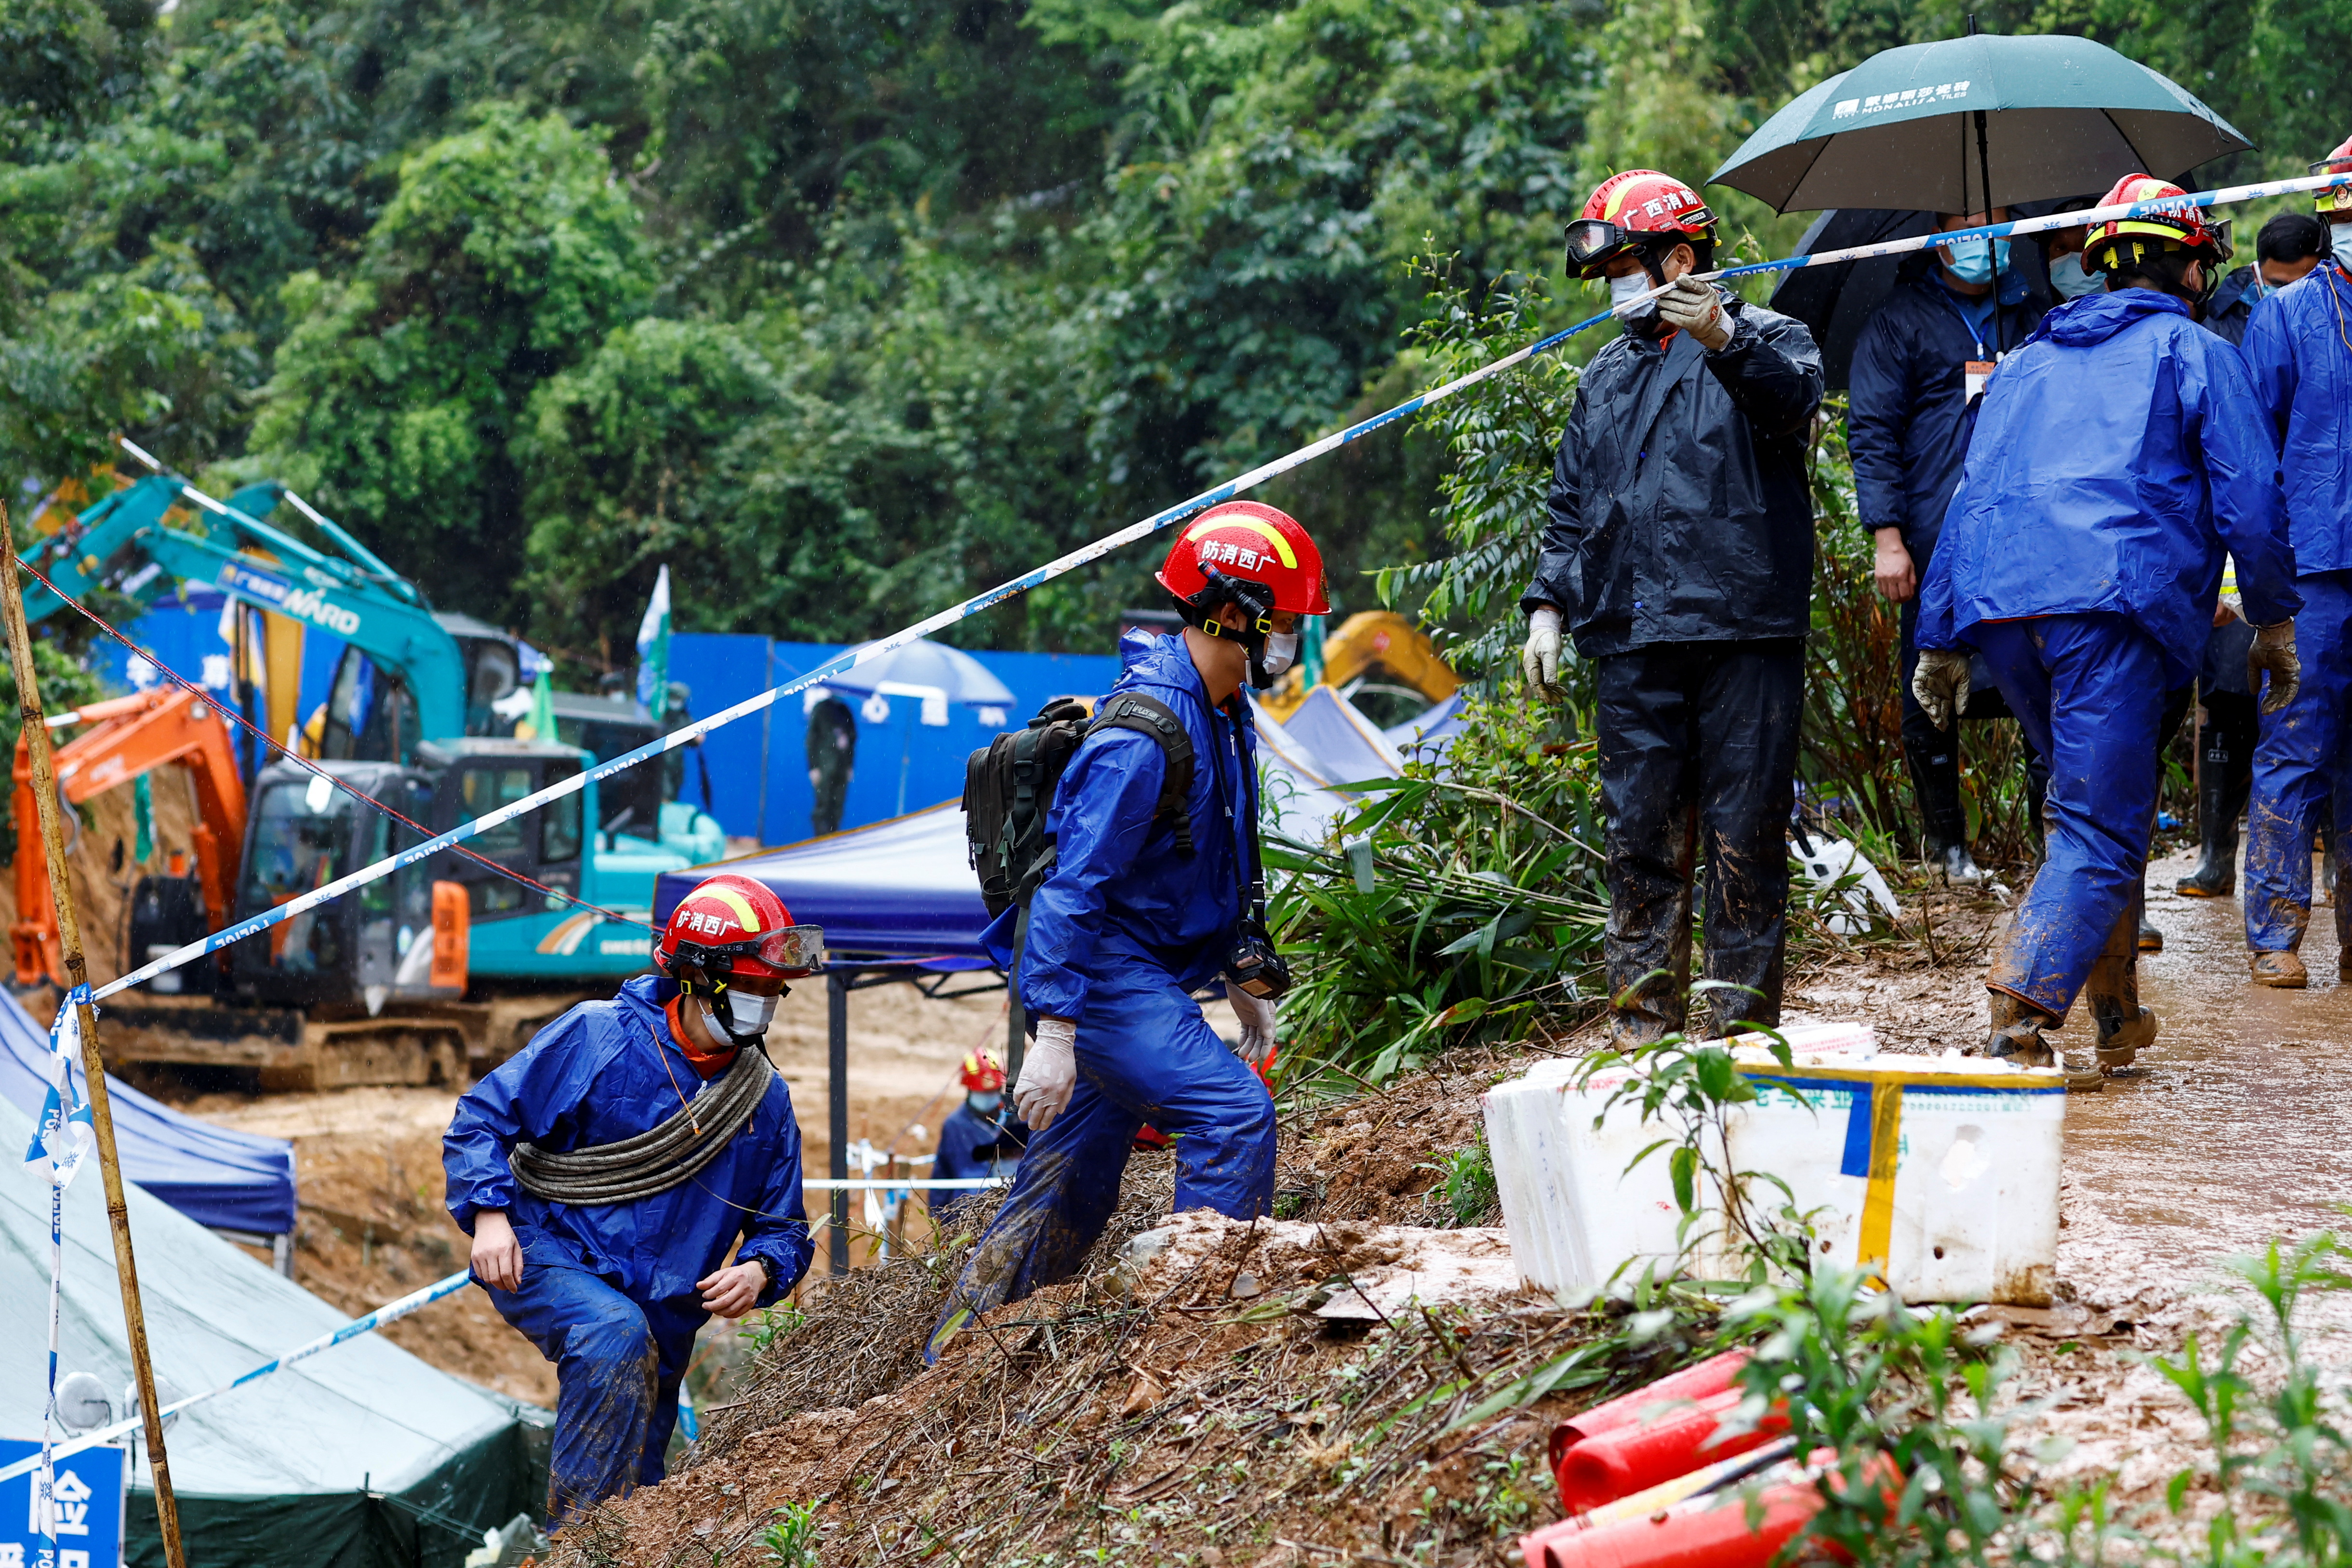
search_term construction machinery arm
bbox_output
[18,468,467,740]
[12,690,248,988]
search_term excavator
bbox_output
[1256,609,1459,727]
[13,459,720,1088]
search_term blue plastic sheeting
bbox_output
[1276,686,1402,786]
[85,585,345,728]
[0,991,296,1236]
[666,636,1121,845]
[1385,693,1465,759]
[656,803,994,962]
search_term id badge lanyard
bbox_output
[1939,291,1999,402]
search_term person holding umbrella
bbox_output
[2239,135,2352,987]
[1913,176,2300,1066]
[1519,169,1823,1042]
[1847,206,2048,885]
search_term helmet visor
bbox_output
[1564,218,1639,276]
[756,923,826,974]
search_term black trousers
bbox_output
[1899,598,2051,850]
[1596,638,1804,1040]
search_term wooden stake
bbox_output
[0,525,189,1568]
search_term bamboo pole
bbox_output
[0,523,189,1568]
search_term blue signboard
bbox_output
[0,1439,127,1568]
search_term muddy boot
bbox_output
[1984,989,2057,1066]
[1938,841,1987,886]
[2250,950,2310,988]
[2177,762,2240,896]
[2084,902,2159,1072]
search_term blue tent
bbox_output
[0,993,296,1237]
[653,803,991,962]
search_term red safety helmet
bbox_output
[1564,171,1716,279]
[1156,502,1331,623]
[2313,133,2352,219]
[2082,174,2232,276]
[960,1050,1005,1093]
[655,873,824,983]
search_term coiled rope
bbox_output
[510,1043,775,1204]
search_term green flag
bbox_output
[635,565,671,721]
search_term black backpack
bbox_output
[963,693,1196,917]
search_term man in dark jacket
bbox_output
[1521,169,1824,1041]
[1913,176,2300,1067]
[928,1050,1026,1225]
[2203,212,2327,346]
[1847,210,2049,883]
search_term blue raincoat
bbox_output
[1916,289,2299,683]
[932,631,1274,1358]
[445,975,813,1519]
[1919,288,2299,1020]
[928,1097,1025,1224]
[2239,261,2352,952]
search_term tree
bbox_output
[247,102,648,621]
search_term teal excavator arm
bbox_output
[20,464,468,742]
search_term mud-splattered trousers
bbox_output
[1595,638,1804,1039]
[2245,573,2352,953]
[1973,614,2166,1019]
[485,1229,704,1525]
[926,946,1276,1359]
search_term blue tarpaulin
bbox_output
[655,803,993,962]
[0,991,296,1236]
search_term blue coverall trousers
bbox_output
[1973,614,2166,1020]
[926,955,1276,1360]
[485,1234,701,1525]
[2245,572,2352,953]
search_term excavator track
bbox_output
[90,991,589,1091]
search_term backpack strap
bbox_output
[1086,692,1197,855]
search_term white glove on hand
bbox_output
[1658,277,1733,351]
[1015,1016,1078,1131]
[1522,605,1566,703]
[1910,648,1972,731]
[1226,982,1278,1068]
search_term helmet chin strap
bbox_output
[1177,566,1284,688]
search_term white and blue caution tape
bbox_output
[0,1268,473,1486]
[49,166,2352,1016]
[19,988,98,1545]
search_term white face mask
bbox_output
[969,1090,1003,1113]
[2333,224,2352,263]
[1259,630,1300,677]
[704,988,778,1042]
[1608,271,1653,310]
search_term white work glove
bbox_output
[1910,649,1972,731]
[1015,1016,1078,1131]
[1226,982,1278,1068]
[1522,604,1566,704]
[1658,277,1734,351]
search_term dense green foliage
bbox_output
[0,0,2331,670]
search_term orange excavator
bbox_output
[12,688,246,989]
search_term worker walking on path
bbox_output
[1847,207,2050,884]
[1520,169,1824,1042]
[445,874,819,1524]
[926,503,1322,1361]
[2239,136,2352,986]
[1914,175,2301,1066]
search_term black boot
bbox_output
[2178,728,2247,897]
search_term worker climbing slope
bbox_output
[1520,169,1824,1041]
[444,874,819,1524]
[1914,176,2300,1066]
[2240,134,2352,987]
[925,502,1324,1360]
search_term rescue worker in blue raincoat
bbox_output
[926,502,1327,1361]
[2240,134,2352,986]
[1913,175,2302,1067]
[445,873,819,1523]
[1847,208,2050,883]
[928,1050,1026,1226]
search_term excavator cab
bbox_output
[317,617,526,763]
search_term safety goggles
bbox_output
[1563,214,1709,277]
[680,923,827,975]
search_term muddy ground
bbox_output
[528,843,2352,1566]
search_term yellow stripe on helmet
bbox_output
[693,887,763,933]
[1188,516,1297,569]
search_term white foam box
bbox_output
[1482,1025,2065,1306]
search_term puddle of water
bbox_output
[2058,851,2352,1295]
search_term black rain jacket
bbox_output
[1846,270,2047,565]
[1521,291,1825,657]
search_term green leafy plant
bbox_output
[740,1303,808,1356]
[1432,1141,1500,1227]
[760,1501,820,1568]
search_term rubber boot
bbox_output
[2082,898,2158,1073]
[1984,988,2056,1067]
[1940,842,1987,886]
[2176,759,2240,896]
[2250,949,2310,988]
